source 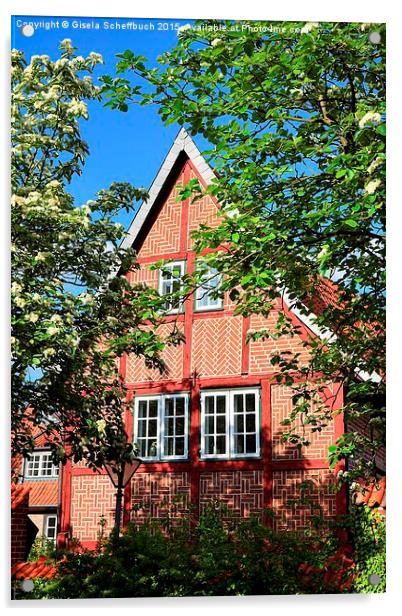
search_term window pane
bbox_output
[235,435,244,454]
[246,434,256,453]
[165,398,174,416]
[138,440,147,457]
[166,437,174,456]
[206,415,214,434]
[246,414,256,432]
[234,394,244,413]
[138,401,147,418]
[175,398,185,415]
[216,435,226,455]
[245,394,255,412]
[205,436,214,454]
[165,417,174,436]
[149,400,158,417]
[176,416,185,436]
[234,414,244,433]
[148,419,157,438]
[216,396,226,414]
[137,420,146,438]
[176,438,185,456]
[205,396,215,415]
[216,416,226,434]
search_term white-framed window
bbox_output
[134,393,189,461]
[158,261,185,313]
[200,388,260,459]
[194,264,223,311]
[44,514,57,541]
[24,451,59,479]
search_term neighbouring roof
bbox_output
[354,476,386,514]
[12,556,56,580]
[11,483,30,511]
[22,480,59,507]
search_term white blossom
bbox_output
[301,22,319,34]
[89,52,103,64]
[46,326,59,336]
[27,313,39,323]
[68,99,88,118]
[79,293,94,305]
[358,111,381,129]
[177,24,191,36]
[364,179,381,194]
[367,157,383,174]
[43,347,56,358]
[211,38,222,47]
[15,297,26,308]
[96,419,107,434]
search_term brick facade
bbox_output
[60,138,347,546]
[272,469,337,531]
[199,470,264,519]
[70,475,115,542]
[131,472,190,525]
[11,485,30,566]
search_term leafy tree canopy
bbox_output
[102,21,385,479]
[11,40,180,469]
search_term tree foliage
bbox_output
[102,21,385,479]
[11,41,180,468]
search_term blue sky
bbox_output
[11,15,204,230]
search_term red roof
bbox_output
[22,480,59,507]
[354,476,386,514]
[11,483,30,511]
[12,556,56,580]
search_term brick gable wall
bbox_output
[61,156,343,545]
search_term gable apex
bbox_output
[121,128,214,251]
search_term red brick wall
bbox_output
[70,475,115,542]
[271,384,337,461]
[199,470,264,519]
[137,180,183,258]
[347,416,385,472]
[11,492,29,566]
[272,469,337,531]
[131,472,190,525]
[191,317,243,377]
[248,311,311,374]
[126,323,185,384]
[187,168,220,249]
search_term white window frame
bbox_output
[200,388,261,460]
[194,263,223,312]
[134,393,189,461]
[158,261,186,314]
[24,450,59,479]
[44,514,58,541]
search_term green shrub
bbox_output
[26,501,344,599]
[350,505,386,593]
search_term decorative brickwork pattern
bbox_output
[187,169,220,249]
[199,470,264,519]
[347,416,385,472]
[131,472,190,524]
[126,323,184,383]
[249,313,311,374]
[138,181,183,258]
[70,475,115,542]
[11,485,30,566]
[191,316,242,376]
[271,384,337,460]
[128,265,158,289]
[272,469,336,531]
